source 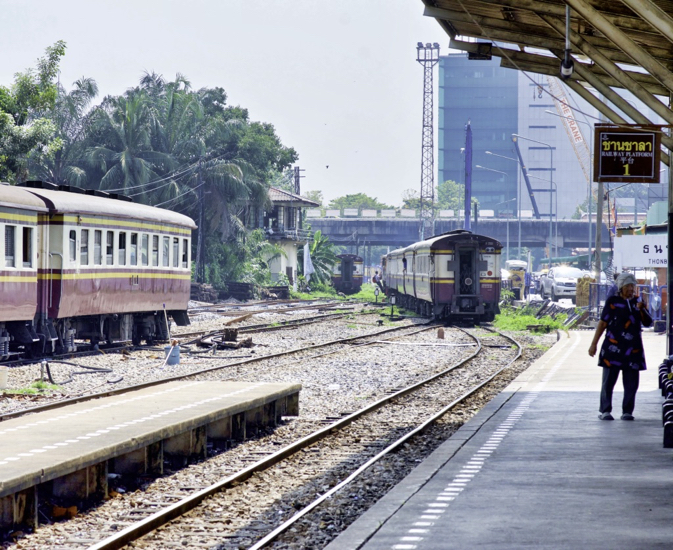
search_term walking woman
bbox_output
[588,272,653,421]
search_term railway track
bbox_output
[67,328,522,550]
[0,315,426,422]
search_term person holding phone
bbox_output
[588,272,652,421]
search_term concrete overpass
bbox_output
[309,217,610,251]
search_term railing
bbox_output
[265,226,311,241]
[588,282,665,321]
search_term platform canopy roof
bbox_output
[421,0,673,165]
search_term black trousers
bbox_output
[600,367,640,415]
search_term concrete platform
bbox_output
[327,330,672,550]
[0,380,300,531]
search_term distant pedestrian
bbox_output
[606,272,619,299]
[372,270,384,292]
[588,272,652,421]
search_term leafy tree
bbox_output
[303,189,323,206]
[0,41,66,182]
[29,76,99,185]
[437,180,464,210]
[401,189,420,209]
[328,193,393,211]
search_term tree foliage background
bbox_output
[1,42,305,289]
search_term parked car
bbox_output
[540,266,585,303]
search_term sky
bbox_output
[1,0,450,207]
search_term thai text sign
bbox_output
[613,234,667,269]
[593,124,661,183]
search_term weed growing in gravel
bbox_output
[494,308,567,333]
[3,381,61,395]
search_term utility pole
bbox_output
[196,158,205,283]
[416,42,440,240]
[464,121,473,231]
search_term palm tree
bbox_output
[298,230,338,284]
[84,90,174,199]
[28,77,99,185]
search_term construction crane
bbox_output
[546,76,592,188]
[546,76,596,266]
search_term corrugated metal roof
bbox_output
[268,187,320,207]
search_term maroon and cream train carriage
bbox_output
[0,185,48,359]
[331,254,364,294]
[383,230,502,323]
[1,181,196,357]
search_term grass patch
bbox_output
[494,307,567,333]
[3,380,61,395]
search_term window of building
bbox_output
[130,233,138,266]
[162,236,170,266]
[106,231,114,265]
[4,225,15,267]
[81,229,89,265]
[22,227,32,267]
[141,234,149,266]
[119,232,126,265]
[94,230,102,265]
[69,230,77,262]
[286,207,296,229]
[172,238,179,267]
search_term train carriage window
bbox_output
[4,225,15,267]
[152,235,159,266]
[162,236,170,267]
[69,230,77,262]
[106,231,114,265]
[81,229,89,266]
[118,232,126,265]
[94,230,102,265]
[141,234,149,266]
[182,238,188,268]
[130,233,138,266]
[22,227,32,268]
[172,238,179,268]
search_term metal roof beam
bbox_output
[559,79,670,166]
[565,0,673,91]
[540,13,673,125]
[450,38,668,96]
[618,0,673,47]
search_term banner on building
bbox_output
[613,234,667,269]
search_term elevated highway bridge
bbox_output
[309,216,609,250]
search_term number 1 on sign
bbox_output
[623,164,630,176]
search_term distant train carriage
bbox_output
[383,230,502,323]
[332,254,363,294]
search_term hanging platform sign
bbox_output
[593,124,661,183]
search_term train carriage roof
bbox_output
[388,230,502,256]
[0,184,49,212]
[22,187,197,229]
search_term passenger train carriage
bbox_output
[382,230,502,323]
[0,181,196,358]
[331,254,363,294]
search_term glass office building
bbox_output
[438,54,519,214]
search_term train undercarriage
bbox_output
[1,310,190,360]
[390,291,497,324]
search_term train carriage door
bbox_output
[342,257,353,284]
[458,246,478,296]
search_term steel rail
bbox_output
[0,320,432,423]
[249,327,522,549]
[87,327,518,550]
